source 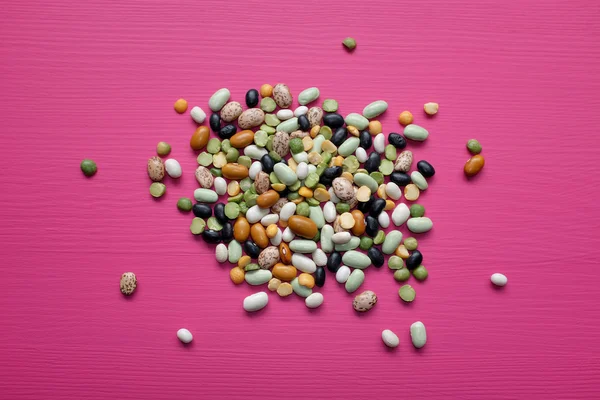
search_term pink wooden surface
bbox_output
[1,0,600,398]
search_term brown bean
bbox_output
[288,215,318,239]
[464,154,485,177]
[250,223,269,248]
[256,190,280,208]
[233,217,250,242]
[350,210,366,236]
[279,242,292,264]
[230,130,255,148]
[222,163,249,179]
[272,263,297,281]
[190,126,210,150]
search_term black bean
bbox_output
[221,222,233,242]
[315,267,326,287]
[244,240,261,258]
[219,124,236,139]
[406,250,423,270]
[214,203,227,223]
[261,154,275,173]
[298,115,310,131]
[368,247,384,267]
[359,130,372,149]
[331,127,348,146]
[370,198,386,216]
[209,113,221,133]
[364,152,381,173]
[202,229,221,243]
[417,160,435,178]
[357,195,374,213]
[192,204,212,219]
[319,176,333,186]
[323,113,344,129]
[245,89,259,108]
[365,216,379,237]
[324,166,343,179]
[390,171,412,187]
[327,251,342,272]
[388,132,407,149]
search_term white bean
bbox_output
[296,162,309,180]
[276,109,294,120]
[249,161,262,180]
[335,266,351,283]
[355,147,368,163]
[261,213,279,226]
[243,292,269,312]
[378,211,390,228]
[381,329,399,348]
[374,133,385,153]
[213,177,227,195]
[294,105,308,117]
[491,273,508,286]
[177,328,193,344]
[190,106,206,123]
[292,253,316,273]
[282,227,295,242]
[215,243,228,263]
[305,293,324,309]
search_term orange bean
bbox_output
[233,217,250,242]
[190,126,209,150]
[250,223,269,248]
[222,163,249,180]
[260,84,273,97]
[256,190,280,208]
[351,210,366,236]
[230,267,245,284]
[279,242,292,264]
[272,264,297,281]
[288,215,318,239]
[464,155,485,177]
[230,130,255,148]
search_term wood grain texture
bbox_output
[1,0,600,399]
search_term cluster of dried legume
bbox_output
[148,84,437,315]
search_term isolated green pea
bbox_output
[467,139,482,154]
[177,197,193,212]
[149,182,166,198]
[410,204,425,217]
[80,159,97,177]
[399,285,416,302]
[156,142,171,156]
[322,99,339,112]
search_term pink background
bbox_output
[1,0,600,399]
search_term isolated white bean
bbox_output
[261,213,279,226]
[305,293,324,309]
[270,228,282,246]
[282,227,295,242]
[374,133,385,153]
[294,105,308,117]
[243,292,269,312]
[355,147,368,163]
[392,203,410,226]
[328,187,340,203]
[246,205,269,223]
[332,232,352,244]
[335,266,351,283]
[164,159,182,178]
[213,177,227,195]
[249,161,262,180]
[381,329,399,348]
[296,162,308,180]
[277,109,294,120]
[312,248,327,267]
[215,243,228,263]
[190,106,206,124]
[323,201,337,223]
[378,211,390,228]
[177,328,193,344]
[385,182,402,200]
[292,253,317,273]
[491,273,508,286]
[410,321,427,349]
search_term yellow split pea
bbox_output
[174,98,188,113]
[368,120,382,135]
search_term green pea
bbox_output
[321,151,333,165]
[384,144,397,161]
[254,130,269,147]
[290,138,304,154]
[322,99,339,112]
[359,237,373,250]
[190,218,206,235]
[247,185,257,195]
[393,268,411,282]
[244,191,258,207]
[268,150,281,162]
[224,202,240,219]
[177,197,193,212]
[221,139,232,152]
[315,162,328,176]
[288,180,302,192]
[388,255,404,270]
[378,159,394,175]
[197,152,213,166]
[370,172,384,185]
[244,263,260,271]
[228,193,244,203]
[319,126,332,140]
[398,285,416,302]
[269,172,281,184]
[149,182,166,198]
[239,202,249,215]
[410,204,425,217]
[306,197,320,207]
[210,168,221,177]
[207,217,223,231]
[266,135,275,151]
[237,156,252,168]
[156,142,171,156]
[240,177,252,192]
[373,230,386,245]
[342,155,359,173]
[261,124,276,135]
[467,139,482,154]
[260,97,276,112]
[296,202,310,216]
[412,265,428,281]
[336,202,350,214]
[342,37,357,50]
[404,237,418,251]
[287,191,300,200]
[304,172,319,189]
[226,148,239,163]
[265,114,281,127]
[207,138,221,154]
[80,159,97,177]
